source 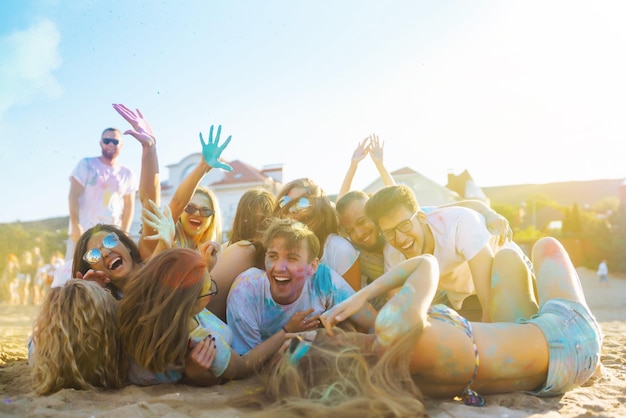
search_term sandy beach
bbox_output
[1,267,625,417]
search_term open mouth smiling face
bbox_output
[181,194,214,236]
[378,207,424,258]
[265,236,318,305]
[85,231,132,281]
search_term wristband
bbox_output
[282,326,289,334]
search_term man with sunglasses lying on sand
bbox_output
[227,217,377,355]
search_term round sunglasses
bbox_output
[278,196,312,213]
[82,232,120,264]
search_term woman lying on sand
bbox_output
[118,247,293,386]
[250,237,602,416]
[30,279,126,395]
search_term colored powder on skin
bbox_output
[434,341,468,378]
[491,271,501,287]
[538,240,561,259]
[375,284,415,345]
[483,344,497,358]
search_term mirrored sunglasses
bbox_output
[279,196,312,213]
[184,204,215,217]
[82,232,120,264]
[102,138,120,146]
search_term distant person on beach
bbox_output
[248,238,601,414]
[597,259,609,286]
[226,218,376,355]
[66,126,138,261]
[2,253,20,304]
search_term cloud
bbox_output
[0,18,63,116]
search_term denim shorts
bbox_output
[519,298,602,396]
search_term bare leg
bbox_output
[490,248,538,322]
[531,237,586,307]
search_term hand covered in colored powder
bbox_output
[200,125,233,171]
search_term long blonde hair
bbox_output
[31,279,125,395]
[176,186,223,248]
[117,248,206,373]
[239,327,426,417]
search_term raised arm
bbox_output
[337,136,370,201]
[321,254,439,336]
[120,192,135,234]
[113,103,161,259]
[112,104,159,209]
[168,125,233,222]
[368,134,395,188]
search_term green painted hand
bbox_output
[200,125,233,171]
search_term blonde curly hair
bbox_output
[31,279,126,395]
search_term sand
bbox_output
[1,267,625,417]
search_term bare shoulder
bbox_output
[225,240,257,254]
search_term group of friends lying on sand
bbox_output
[28,104,603,414]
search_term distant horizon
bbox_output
[4,175,624,225]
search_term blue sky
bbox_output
[1,0,626,223]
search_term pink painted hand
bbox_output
[112,103,156,147]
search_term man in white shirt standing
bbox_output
[66,127,137,260]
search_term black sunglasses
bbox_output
[198,279,218,298]
[102,138,120,146]
[184,204,215,217]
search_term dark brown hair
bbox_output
[365,185,419,227]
